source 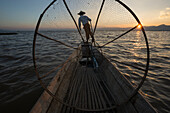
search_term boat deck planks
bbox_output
[31,47,157,113]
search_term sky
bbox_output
[126,0,170,26]
[0,0,170,30]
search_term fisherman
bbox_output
[78,11,95,43]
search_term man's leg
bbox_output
[84,24,90,42]
[89,31,95,42]
[85,31,89,42]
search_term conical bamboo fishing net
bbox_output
[33,0,150,111]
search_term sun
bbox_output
[137,24,141,29]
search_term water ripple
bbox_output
[0,31,170,113]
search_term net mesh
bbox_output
[33,0,149,111]
[39,0,138,35]
[36,0,146,90]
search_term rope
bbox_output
[103,52,145,71]
[116,0,150,102]
[39,53,82,79]
[63,0,85,42]
[90,21,96,46]
[94,0,106,34]
[37,32,78,49]
[99,25,138,48]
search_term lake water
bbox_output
[0,31,169,113]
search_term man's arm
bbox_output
[87,16,91,21]
[78,18,81,30]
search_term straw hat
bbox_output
[78,11,85,15]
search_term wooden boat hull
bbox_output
[31,46,157,113]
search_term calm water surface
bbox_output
[0,31,169,113]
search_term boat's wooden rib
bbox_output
[31,46,157,113]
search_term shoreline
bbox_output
[0,33,18,35]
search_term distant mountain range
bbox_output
[144,24,170,31]
[98,24,170,31]
[0,24,170,32]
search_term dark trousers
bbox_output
[84,23,94,42]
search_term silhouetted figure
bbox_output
[78,11,95,42]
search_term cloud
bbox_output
[159,8,170,19]
[166,8,170,10]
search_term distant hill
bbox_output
[144,24,170,31]
[0,29,17,33]
[98,24,170,31]
[0,29,18,35]
[1,24,170,31]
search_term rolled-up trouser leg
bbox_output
[84,23,90,42]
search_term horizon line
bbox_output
[0,24,170,31]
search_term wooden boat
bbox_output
[31,42,157,113]
[31,0,158,112]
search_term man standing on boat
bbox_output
[78,11,95,43]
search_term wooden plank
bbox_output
[99,53,156,113]
[96,55,137,113]
[83,68,88,109]
[131,93,157,113]
[89,68,103,109]
[108,64,156,112]
[86,72,92,109]
[30,67,67,113]
[93,71,115,110]
[73,66,84,109]
[31,48,81,113]
[31,46,156,113]
[87,69,99,110]
[72,66,85,113]
[90,69,111,113]
[46,61,77,113]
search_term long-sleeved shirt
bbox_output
[78,15,91,29]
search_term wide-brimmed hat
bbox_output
[78,11,85,15]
